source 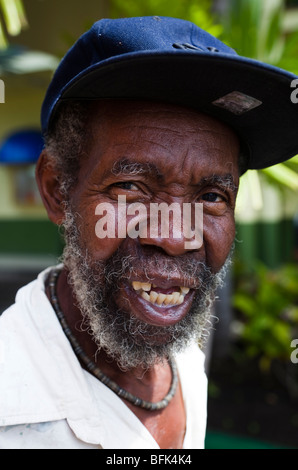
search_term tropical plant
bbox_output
[109,0,222,37]
[0,0,27,48]
[233,261,298,363]
[232,260,298,395]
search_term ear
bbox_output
[35,150,66,225]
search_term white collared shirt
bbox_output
[0,267,208,449]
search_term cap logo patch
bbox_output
[212,91,262,115]
[172,42,204,51]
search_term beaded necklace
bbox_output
[48,267,178,411]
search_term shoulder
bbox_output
[0,421,100,449]
[176,341,207,371]
[0,267,67,426]
[175,342,208,395]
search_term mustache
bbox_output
[101,244,213,291]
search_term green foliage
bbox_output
[109,0,222,37]
[278,28,298,76]
[232,261,298,365]
[261,160,298,191]
[222,0,286,63]
[0,0,27,48]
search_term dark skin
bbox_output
[36,100,240,449]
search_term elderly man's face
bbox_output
[60,101,240,368]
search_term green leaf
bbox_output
[1,0,22,35]
[233,293,257,316]
[262,164,298,191]
[0,17,7,49]
[0,0,27,46]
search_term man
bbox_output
[0,16,297,449]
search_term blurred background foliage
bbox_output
[0,0,27,48]
[232,261,298,369]
[109,0,222,37]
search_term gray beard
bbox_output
[61,208,231,371]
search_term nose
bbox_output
[137,202,203,257]
[139,235,201,256]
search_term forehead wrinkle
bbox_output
[121,123,220,140]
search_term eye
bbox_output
[112,181,139,191]
[201,192,226,203]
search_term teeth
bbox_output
[180,287,190,295]
[163,294,173,305]
[141,282,152,292]
[132,281,142,291]
[132,281,151,291]
[156,293,166,305]
[132,281,191,307]
[149,291,158,303]
[171,292,180,304]
[141,291,150,301]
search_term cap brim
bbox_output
[46,50,298,170]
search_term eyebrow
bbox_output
[199,174,239,193]
[110,157,163,180]
[105,158,238,193]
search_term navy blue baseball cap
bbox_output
[41,16,298,171]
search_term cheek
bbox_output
[76,200,140,262]
[203,215,235,271]
[74,201,124,261]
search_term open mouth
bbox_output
[131,281,190,307]
[118,277,196,328]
